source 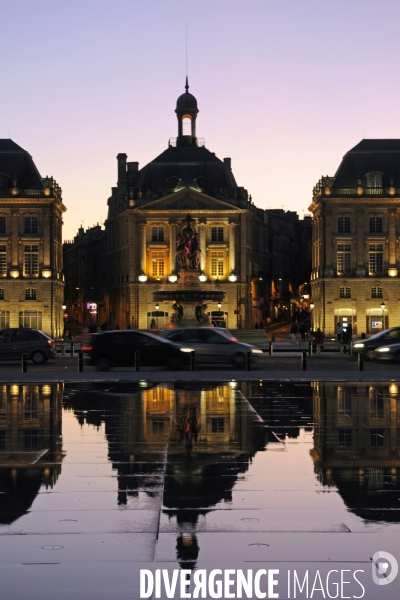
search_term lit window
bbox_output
[211,227,224,242]
[151,251,165,277]
[339,286,351,298]
[152,227,164,242]
[371,287,383,298]
[211,251,224,277]
[337,217,350,233]
[337,387,352,414]
[369,244,383,275]
[25,217,38,234]
[369,217,382,233]
[25,288,36,300]
[24,245,39,276]
[337,244,351,275]
[0,245,6,275]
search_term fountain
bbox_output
[152,214,225,328]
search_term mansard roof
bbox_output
[333,139,400,187]
[0,139,43,188]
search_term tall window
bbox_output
[211,227,224,242]
[337,244,351,274]
[337,387,352,415]
[152,227,164,242]
[371,287,383,298]
[338,429,352,447]
[25,217,38,234]
[339,286,351,298]
[369,174,382,188]
[0,217,5,234]
[151,251,165,277]
[0,289,4,300]
[337,217,350,233]
[25,288,36,300]
[369,244,383,275]
[370,429,384,447]
[19,310,42,329]
[211,251,224,277]
[369,217,382,233]
[0,245,6,276]
[24,245,39,276]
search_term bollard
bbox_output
[271,333,276,342]
[358,353,364,371]
[246,351,251,371]
[70,341,74,357]
[61,343,66,357]
[308,341,312,356]
[269,341,273,356]
[301,351,307,371]
[134,351,140,372]
[190,350,196,371]
[78,351,83,372]
[22,353,27,373]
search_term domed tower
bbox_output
[175,77,199,147]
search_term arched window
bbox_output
[182,115,192,135]
[339,286,351,298]
[25,288,36,300]
[371,287,383,298]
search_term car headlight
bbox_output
[251,349,263,354]
[353,343,364,348]
[377,347,391,353]
[179,347,194,353]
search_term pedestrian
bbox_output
[336,322,343,344]
[342,323,352,354]
[115,324,120,330]
[299,322,307,342]
[312,328,324,353]
[290,322,298,342]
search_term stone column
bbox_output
[11,213,19,270]
[199,222,206,272]
[140,222,147,273]
[229,222,236,273]
[389,211,396,268]
[356,210,365,275]
[170,222,177,273]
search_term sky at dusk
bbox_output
[3,0,400,240]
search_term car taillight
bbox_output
[47,340,53,346]
[230,337,238,342]
[81,346,92,352]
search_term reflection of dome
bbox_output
[176,91,198,111]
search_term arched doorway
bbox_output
[147,311,169,330]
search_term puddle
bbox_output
[0,381,399,598]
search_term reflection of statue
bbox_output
[195,302,210,325]
[176,214,202,270]
[170,301,183,325]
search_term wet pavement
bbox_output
[0,380,399,598]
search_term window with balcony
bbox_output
[25,217,38,234]
[211,227,224,242]
[0,245,6,276]
[152,227,164,242]
[369,217,383,233]
[337,244,351,274]
[211,251,224,277]
[339,286,351,298]
[0,217,5,234]
[337,217,350,233]
[369,244,383,275]
[24,245,39,276]
[25,288,36,300]
[371,287,383,298]
[151,251,165,278]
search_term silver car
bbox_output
[160,327,263,367]
[0,328,57,363]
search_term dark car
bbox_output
[372,342,400,362]
[160,327,263,367]
[353,327,400,359]
[0,328,57,363]
[81,330,194,370]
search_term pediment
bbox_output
[141,188,236,211]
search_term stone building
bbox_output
[309,139,400,335]
[0,140,66,337]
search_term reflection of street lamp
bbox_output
[381,302,385,329]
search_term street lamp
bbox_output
[310,301,314,331]
[381,302,385,329]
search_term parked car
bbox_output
[81,330,194,370]
[353,327,400,359]
[0,328,57,363]
[160,327,263,367]
[372,342,400,362]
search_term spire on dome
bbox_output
[185,76,189,93]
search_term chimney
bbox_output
[117,153,127,188]
[223,157,232,169]
[127,161,139,173]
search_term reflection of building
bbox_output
[63,85,311,329]
[310,140,400,335]
[0,383,63,524]
[0,141,66,337]
[312,382,400,520]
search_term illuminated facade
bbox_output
[309,140,400,335]
[0,141,66,337]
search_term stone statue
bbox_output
[195,302,210,325]
[176,214,202,270]
[170,301,183,325]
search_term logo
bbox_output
[372,551,398,586]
